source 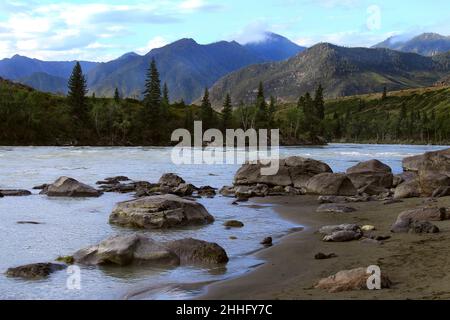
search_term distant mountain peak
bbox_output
[242,31,306,62]
[117,52,140,60]
[373,32,450,56]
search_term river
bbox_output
[0,144,447,299]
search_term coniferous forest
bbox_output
[0,60,449,146]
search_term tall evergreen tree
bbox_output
[268,96,277,128]
[222,93,232,132]
[162,83,170,105]
[114,88,120,102]
[201,88,214,129]
[382,86,387,100]
[67,62,88,120]
[255,82,268,128]
[314,84,325,121]
[143,58,162,117]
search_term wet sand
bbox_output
[200,195,450,300]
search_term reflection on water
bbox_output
[0,144,448,299]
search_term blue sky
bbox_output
[0,0,448,61]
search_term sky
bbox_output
[0,0,448,62]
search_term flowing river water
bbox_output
[0,144,447,299]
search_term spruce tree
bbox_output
[114,88,120,102]
[314,84,325,121]
[67,62,88,120]
[268,96,277,128]
[162,83,170,106]
[222,93,232,132]
[201,88,214,129]
[382,86,387,100]
[143,58,162,120]
[255,82,268,128]
[144,59,161,113]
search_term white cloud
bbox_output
[136,36,169,55]
[0,1,180,61]
[231,21,271,44]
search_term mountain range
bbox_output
[373,33,450,56]
[0,32,448,103]
[207,43,450,107]
[0,32,304,102]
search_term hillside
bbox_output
[273,85,450,144]
[19,72,68,95]
[373,33,450,56]
[207,43,450,107]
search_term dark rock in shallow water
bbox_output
[17,221,42,225]
[6,263,66,279]
[158,173,185,188]
[32,184,48,190]
[224,220,244,228]
[0,189,32,196]
[197,186,217,198]
[40,177,102,197]
[261,237,273,247]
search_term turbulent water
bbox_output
[0,144,447,300]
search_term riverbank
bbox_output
[201,195,450,300]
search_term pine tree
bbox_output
[162,83,170,104]
[222,93,232,132]
[382,86,387,100]
[67,62,88,120]
[268,96,277,128]
[201,88,214,129]
[255,82,268,128]
[143,58,161,120]
[314,84,325,121]
[114,88,120,102]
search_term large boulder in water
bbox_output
[158,173,185,188]
[109,194,214,229]
[233,156,332,188]
[73,234,180,266]
[165,238,229,265]
[306,173,357,196]
[346,159,393,191]
[41,177,102,197]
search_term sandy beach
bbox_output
[201,195,450,300]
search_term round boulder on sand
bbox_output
[346,159,393,190]
[306,173,357,196]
